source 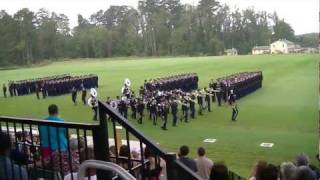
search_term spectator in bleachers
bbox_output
[249,160,267,180]
[64,147,96,180]
[0,131,28,180]
[39,104,68,158]
[295,153,319,179]
[209,162,228,180]
[259,164,279,180]
[119,145,132,170]
[144,146,162,180]
[195,147,213,180]
[280,162,296,180]
[295,166,316,180]
[178,145,197,172]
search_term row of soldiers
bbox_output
[144,73,198,93]
[2,74,98,99]
[6,74,71,96]
[216,71,263,99]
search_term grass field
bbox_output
[0,54,319,177]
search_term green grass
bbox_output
[0,54,319,177]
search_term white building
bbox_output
[252,46,270,55]
[270,39,300,54]
[225,48,238,56]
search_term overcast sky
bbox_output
[0,0,318,35]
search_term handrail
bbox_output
[0,116,97,129]
[99,101,167,157]
[77,160,136,180]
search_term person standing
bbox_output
[161,102,169,130]
[39,104,68,159]
[71,87,77,105]
[231,102,239,121]
[150,99,158,125]
[205,90,211,112]
[197,91,204,115]
[182,99,189,123]
[216,87,222,107]
[2,84,7,98]
[81,84,87,105]
[171,98,178,126]
[195,147,213,180]
[137,99,145,124]
[130,98,137,119]
[189,95,196,119]
[35,84,40,100]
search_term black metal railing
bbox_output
[0,101,247,180]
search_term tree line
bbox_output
[0,0,303,66]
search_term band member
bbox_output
[9,83,13,97]
[88,88,98,121]
[81,84,87,105]
[197,91,204,115]
[71,87,77,105]
[130,97,137,119]
[137,98,145,124]
[161,102,169,130]
[171,98,178,126]
[181,98,189,123]
[189,95,196,119]
[35,84,40,100]
[228,89,236,105]
[41,84,46,99]
[150,98,158,125]
[216,86,222,107]
[205,88,211,112]
[119,97,128,119]
[2,84,7,98]
[231,102,239,121]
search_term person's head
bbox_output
[280,162,296,180]
[252,160,267,179]
[48,104,58,116]
[260,164,279,180]
[179,145,189,157]
[80,147,96,177]
[0,132,11,156]
[296,153,309,166]
[210,162,228,180]
[295,166,315,180]
[119,145,130,157]
[197,147,205,157]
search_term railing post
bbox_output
[92,102,112,179]
[165,153,177,180]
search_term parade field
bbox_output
[0,54,319,177]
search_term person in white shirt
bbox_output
[194,147,213,180]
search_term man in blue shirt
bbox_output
[39,104,68,158]
[0,132,28,180]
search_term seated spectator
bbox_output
[119,145,132,170]
[260,164,279,180]
[39,104,68,158]
[144,146,162,180]
[295,166,316,180]
[280,162,296,180]
[296,152,319,179]
[0,131,28,180]
[296,153,309,167]
[209,162,228,180]
[249,160,267,180]
[64,147,97,180]
[178,145,197,172]
[195,147,213,180]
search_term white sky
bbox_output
[0,0,318,35]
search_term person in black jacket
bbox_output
[171,99,178,126]
[71,87,77,105]
[81,84,87,105]
[137,99,145,124]
[2,84,7,98]
[178,145,197,172]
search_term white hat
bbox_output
[90,88,98,98]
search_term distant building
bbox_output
[270,39,301,54]
[252,46,270,55]
[225,48,238,56]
